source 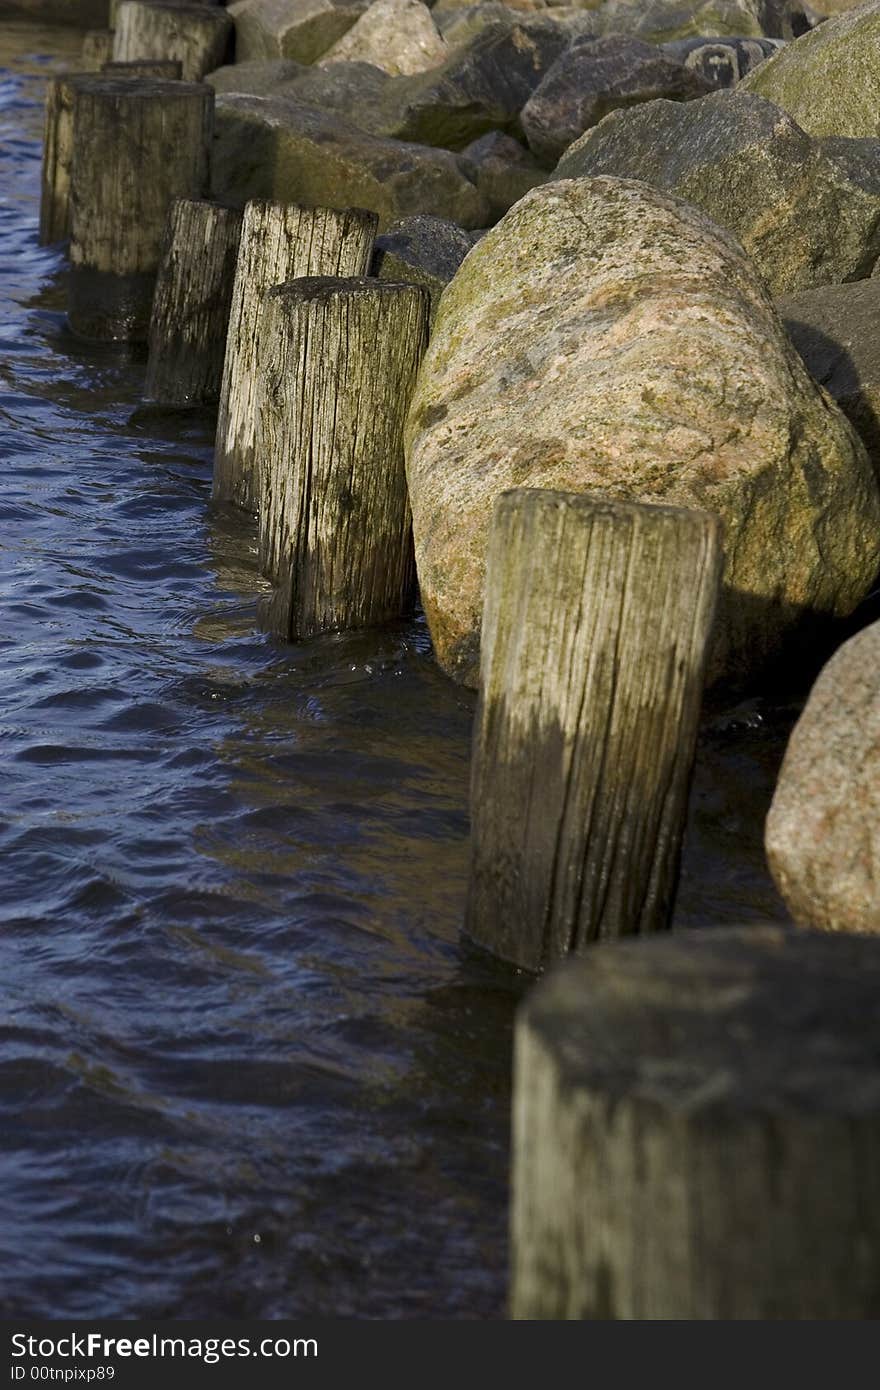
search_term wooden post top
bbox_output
[493,486,723,537]
[521,926,880,1119]
[69,75,210,100]
[266,275,430,305]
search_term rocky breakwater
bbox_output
[555,89,880,295]
[404,176,880,689]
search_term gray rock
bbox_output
[371,214,474,323]
[318,0,448,75]
[778,277,880,479]
[556,90,880,295]
[206,58,306,95]
[521,34,711,166]
[743,0,880,137]
[459,130,547,222]
[586,0,810,42]
[228,0,369,65]
[766,620,880,933]
[662,35,784,87]
[371,17,574,149]
[404,177,880,689]
[212,93,490,229]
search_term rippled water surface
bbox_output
[0,23,789,1319]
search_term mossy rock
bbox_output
[556,91,880,295]
[742,0,880,137]
[405,177,880,688]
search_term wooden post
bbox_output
[113,1,233,82]
[145,198,243,406]
[102,58,183,77]
[465,491,721,971]
[512,926,880,1319]
[213,202,378,513]
[40,65,184,248]
[255,277,429,642]
[40,73,96,247]
[81,30,116,71]
[67,77,213,342]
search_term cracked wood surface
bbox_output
[256,276,429,642]
[212,201,377,513]
[67,77,213,340]
[512,926,880,1319]
[466,489,722,970]
[113,1,232,82]
[146,197,243,406]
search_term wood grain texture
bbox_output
[256,276,429,642]
[465,490,722,971]
[67,77,213,341]
[512,926,880,1319]
[81,30,115,71]
[145,198,243,406]
[40,73,99,246]
[213,201,377,513]
[113,1,232,81]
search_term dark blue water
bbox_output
[0,21,788,1320]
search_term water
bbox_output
[0,23,789,1320]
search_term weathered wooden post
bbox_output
[81,30,116,71]
[67,77,213,342]
[113,1,233,81]
[145,198,243,406]
[40,64,184,247]
[255,277,429,642]
[512,926,880,1319]
[213,202,378,513]
[465,491,721,971]
[102,58,183,77]
[41,73,96,247]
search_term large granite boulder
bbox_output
[212,93,489,227]
[779,278,880,479]
[404,177,880,688]
[766,621,880,932]
[742,0,880,137]
[228,0,368,65]
[318,0,448,75]
[556,92,880,294]
[521,35,710,166]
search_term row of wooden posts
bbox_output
[40,23,880,1319]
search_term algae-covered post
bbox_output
[67,77,213,342]
[465,490,721,971]
[40,61,186,248]
[511,927,880,1319]
[213,201,378,513]
[257,276,429,642]
[145,198,243,407]
[113,0,233,82]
